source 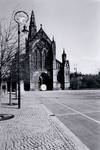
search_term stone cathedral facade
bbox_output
[24,11,70,91]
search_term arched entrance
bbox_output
[39,72,52,90]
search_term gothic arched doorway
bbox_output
[39,72,52,90]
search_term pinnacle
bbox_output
[63,48,66,54]
[30,10,36,26]
[52,36,54,41]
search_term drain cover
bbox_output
[0,114,14,121]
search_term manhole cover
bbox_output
[0,114,14,121]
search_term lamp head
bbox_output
[14,11,29,25]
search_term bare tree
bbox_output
[0,11,26,103]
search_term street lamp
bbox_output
[14,11,29,109]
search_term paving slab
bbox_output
[0,92,90,150]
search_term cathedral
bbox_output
[24,10,70,91]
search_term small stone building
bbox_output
[24,11,70,91]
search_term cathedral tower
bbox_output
[28,10,37,41]
[62,49,66,66]
[62,49,70,90]
[52,37,57,90]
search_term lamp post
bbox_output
[0,26,2,98]
[14,11,29,109]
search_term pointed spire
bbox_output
[30,10,36,27]
[63,48,66,54]
[28,10,37,41]
[62,48,66,64]
[52,36,54,41]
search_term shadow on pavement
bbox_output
[0,114,14,121]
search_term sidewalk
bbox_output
[0,92,90,150]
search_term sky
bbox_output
[0,0,100,74]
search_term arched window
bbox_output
[42,50,46,69]
[40,52,42,69]
[34,50,37,69]
[37,50,41,69]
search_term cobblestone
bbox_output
[0,93,84,150]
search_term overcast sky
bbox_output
[0,0,100,74]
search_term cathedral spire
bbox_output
[63,48,66,55]
[28,10,37,41]
[30,10,36,26]
[62,48,67,65]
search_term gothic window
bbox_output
[34,50,37,69]
[40,52,42,69]
[31,53,34,70]
[42,50,46,69]
[37,50,41,69]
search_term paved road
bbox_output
[35,90,100,150]
[1,92,83,150]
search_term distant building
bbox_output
[24,11,70,91]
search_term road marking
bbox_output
[84,110,100,114]
[56,110,100,116]
[53,101,100,125]
[56,113,79,116]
